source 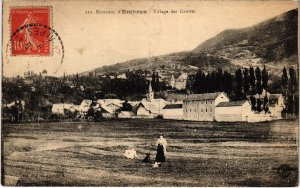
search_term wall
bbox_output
[183,100,215,121]
[215,103,252,122]
[182,93,230,121]
[137,106,150,116]
[163,108,183,120]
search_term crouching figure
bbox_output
[124,146,137,159]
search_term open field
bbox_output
[2,119,298,186]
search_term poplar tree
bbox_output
[155,72,160,92]
[249,66,256,94]
[234,68,243,100]
[243,68,250,96]
[262,65,269,92]
[282,67,288,96]
[250,95,256,111]
[288,67,297,116]
[257,98,262,112]
[223,71,234,96]
[255,67,263,96]
[151,71,156,91]
[263,95,269,113]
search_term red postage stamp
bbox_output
[10,7,51,56]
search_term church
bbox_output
[136,82,169,118]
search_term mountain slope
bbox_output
[193,8,298,63]
[85,8,298,76]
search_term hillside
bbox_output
[84,8,298,77]
[193,8,298,69]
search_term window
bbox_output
[190,109,191,112]
[201,109,203,112]
[206,108,207,112]
[206,101,207,104]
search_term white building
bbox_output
[77,99,93,115]
[4,101,25,109]
[101,105,114,118]
[118,111,135,118]
[170,73,188,90]
[97,99,124,115]
[117,73,127,79]
[136,99,168,118]
[51,103,77,115]
[215,100,253,122]
[162,104,183,120]
[268,94,285,119]
[183,92,229,121]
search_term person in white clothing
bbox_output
[124,146,137,159]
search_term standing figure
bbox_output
[154,134,167,167]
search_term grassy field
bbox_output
[2,119,298,186]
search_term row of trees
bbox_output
[234,66,269,100]
[101,70,149,99]
[282,66,298,115]
[186,66,270,100]
[186,68,234,96]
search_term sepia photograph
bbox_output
[1,0,299,186]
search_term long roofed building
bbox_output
[183,92,229,121]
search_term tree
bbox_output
[151,71,156,91]
[281,67,289,115]
[243,68,250,96]
[256,98,262,112]
[249,66,256,94]
[27,90,40,121]
[282,67,288,96]
[194,70,205,93]
[255,67,263,96]
[222,71,234,96]
[234,68,243,100]
[263,95,269,113]
[262,65,269,91]
[250,95,256,111]
[186,75,195,94]
[288,66,297,116]
[155,72,160,92]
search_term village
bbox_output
[3,68,286,123]
[50,82,285,123]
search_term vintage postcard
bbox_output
[1,0,299,186]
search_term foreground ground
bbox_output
[2,119,299,186]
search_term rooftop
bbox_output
[184,92,224,101]
[216,100,249,107]
[163,104,183,109]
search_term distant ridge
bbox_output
[83,8,298,77]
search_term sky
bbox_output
[2,0,298,77]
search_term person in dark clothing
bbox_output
[153,134,167,167]
[155,144,165,162]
